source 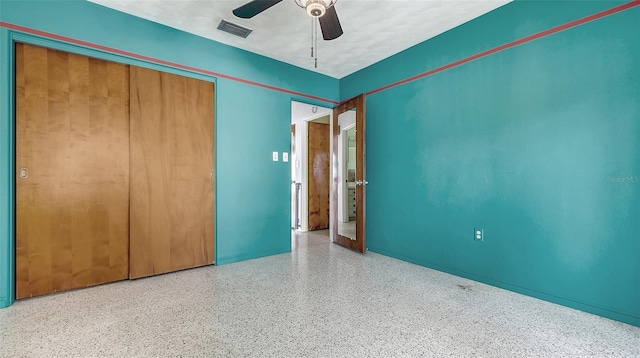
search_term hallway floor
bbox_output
[1,230,638,357]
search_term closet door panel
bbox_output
[16,43,130,298]
[129,66,215,279]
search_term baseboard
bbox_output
[0,297,11,309]
[368,245,640,327]
[217,247,291,266]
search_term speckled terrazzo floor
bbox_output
[1,230,638,358]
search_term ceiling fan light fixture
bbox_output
[295,0,337,18]
[307,3,325,17]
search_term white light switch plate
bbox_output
[272,152,278,161]
[283,152,289,162]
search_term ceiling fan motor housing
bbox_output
[296,0,337,18]
[307,3,325,17]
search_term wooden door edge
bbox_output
[331,94,367,253]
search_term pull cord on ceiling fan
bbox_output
[233,0,343,68]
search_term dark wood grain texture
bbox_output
[308,122,330,230]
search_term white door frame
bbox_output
[291,101,332,232]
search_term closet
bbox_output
[15,43,215,298]
[129,67,215,279]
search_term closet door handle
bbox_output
[20,168,28,179]
[209,170,214,179]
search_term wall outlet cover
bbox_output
[474,228,483,241]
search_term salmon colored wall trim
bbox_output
[0,21,340,106]
[364,0,640,98]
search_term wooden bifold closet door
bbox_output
[129,66,215,279]
[16,43,130,298]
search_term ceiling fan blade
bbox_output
[232,0,283,19]
[319,6,343,40]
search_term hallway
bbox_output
[0,230,638,357]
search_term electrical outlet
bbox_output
[474,229,483,241]
[282,152,289,162]
[272,152,279,161]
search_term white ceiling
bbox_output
[88,0,512,79]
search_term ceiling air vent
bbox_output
[217,19,252,38]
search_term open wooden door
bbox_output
[332,94,366,253]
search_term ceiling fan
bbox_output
[232,0,343,41]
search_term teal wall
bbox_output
[216,80,293,264]
[0,0,339,308]
[0,23,14,310]
[342,1,639,326]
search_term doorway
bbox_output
[290,101,332,233]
